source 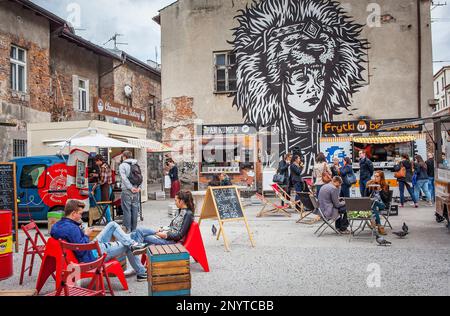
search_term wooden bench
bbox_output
[146,244,191,296]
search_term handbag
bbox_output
[272,174,285,184]
[345,172,357,185]
[321,163,332,184]
[394,166,406,179]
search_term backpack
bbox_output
[127,162,143,186]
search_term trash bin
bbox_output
[0,210,13,281]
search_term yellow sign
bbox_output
[0,235,13,255]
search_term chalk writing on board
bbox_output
[212,188,244,220]
[0,164,15,211]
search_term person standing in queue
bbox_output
[119,151,143,233]
[339,157,354,198]
[426,153,435,202]
[358,151,374,197]
[313,152,332,197]
[278,153,292,206]
[168,160,181,199]
[330,157,341,178]
[396,154,418,208]
[290,155,304,212]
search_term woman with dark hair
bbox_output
[396,154,418,208]
[413,155,432,206]
[365,171,390,235]
[289,155,304,211]
[132,191,195,245]
[278,153,292,206]
[313,152,331,196]
[339,157,354,198]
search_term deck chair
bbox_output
[381,190,394,229]
[255,193,291,217]
[271,183,302,215]
[310,195,342,237]
[296,192,320,224]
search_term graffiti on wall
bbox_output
[231,0,369,174]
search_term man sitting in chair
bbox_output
[318,176,350,233]
[51,199,149,282]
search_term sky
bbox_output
[31,0,450,73]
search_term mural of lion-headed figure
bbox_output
[231,0,369,174]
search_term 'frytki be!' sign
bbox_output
[94,98,147,124]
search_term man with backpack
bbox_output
[119,151,143,233]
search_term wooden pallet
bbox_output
[147,244,191,296]
[0,290,37,296]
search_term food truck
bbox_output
[320,119,427,197]
[198,124,258,191]
[10,149,89,222]
[377,114,450,228]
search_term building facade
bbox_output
[158,0,434,187]
[433,66,450,114]
[0,0,162,196]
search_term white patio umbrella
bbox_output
[48,129,138,149]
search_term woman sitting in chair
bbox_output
[131,191,195,246]
[365,171,390,235]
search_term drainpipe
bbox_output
[417,0,422,118]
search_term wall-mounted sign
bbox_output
[322,119,422,135]
[94,98,147,124]
[202,124,256,136]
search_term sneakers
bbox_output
[124,267,136,277]
[137,273,148,282]
[427,201,434,207]
[130,242,148,255]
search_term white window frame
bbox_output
[214,51,237,93]
[77,78,90,112]
[10,45,27,93]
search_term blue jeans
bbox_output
[371,200,385,225]
[414,179,431,202]
[132,228,176,246]
[360,179,369,197]
[398,181,417,205]
[94,222,146,276]
[428,177,435,202]
[341,184,351,198]
[121,189,140,232]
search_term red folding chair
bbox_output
[140,222,210,272]
[36,238,128,294]
[46,253,108,297]
[20,221,49,285]
[59,240,115,296]
[255,193,291,217]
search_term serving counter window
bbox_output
[198,125,257,190]
[353,141,414,166]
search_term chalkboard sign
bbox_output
[0,163,18,252]
[0,164,16,212]
[199,186,255,251]
[211,187,244,220]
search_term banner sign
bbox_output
[322,119,422,135]
[94,98,147,124]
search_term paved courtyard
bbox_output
[2,198,450,296]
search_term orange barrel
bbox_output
[0,210,13,281]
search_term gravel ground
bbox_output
[1,198,449,296]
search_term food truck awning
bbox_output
[377,115,450,131]
[121,138,172,153]
[353,135,417,144]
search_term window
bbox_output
[149,96,156,121]
[78,79,88,112]
[214,52,237,93]
[10,45,27,92]
[13,139,27,158]
[436,81,440,95]
[20,165,46,189]
[443,77,445,91]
